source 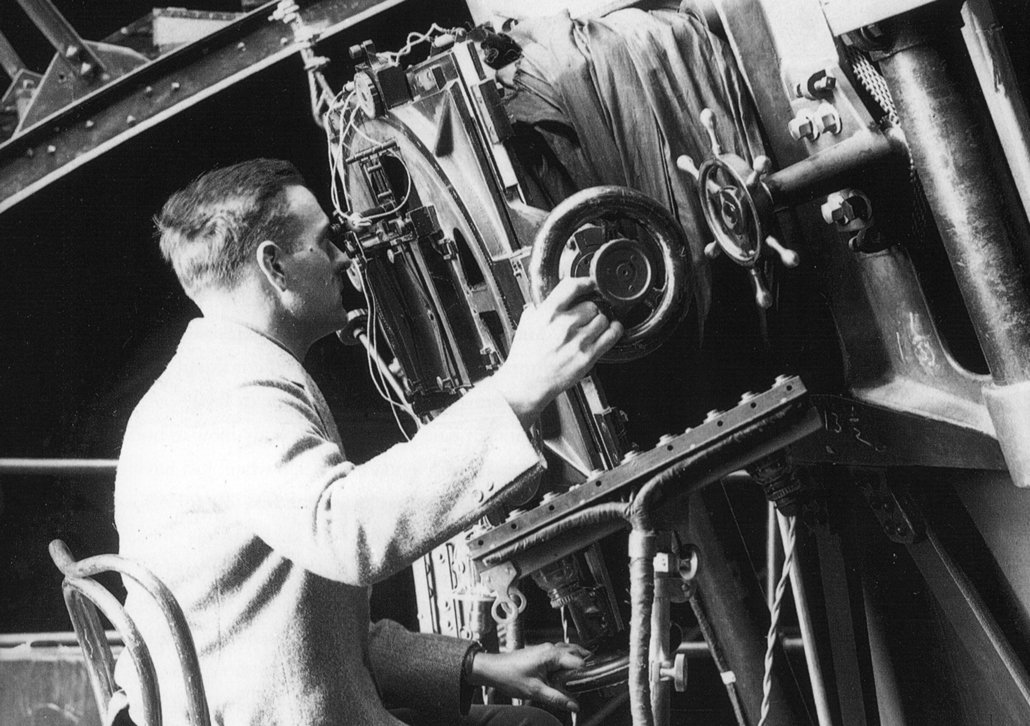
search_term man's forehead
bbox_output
[284,184,328,227]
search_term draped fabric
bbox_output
[504,5,764,327]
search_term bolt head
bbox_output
[788,114,817,141]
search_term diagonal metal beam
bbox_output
[0,0,406,216]
[15,0,106,78]
[0,32,28,79]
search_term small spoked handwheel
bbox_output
[528,186,693,362]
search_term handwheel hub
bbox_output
[590,238,654,305]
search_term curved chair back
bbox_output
[48,539,211,726]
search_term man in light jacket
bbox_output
[114,158,622,725]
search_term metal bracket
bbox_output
[850,467,925,544]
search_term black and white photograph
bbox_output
[2,0,1030,724]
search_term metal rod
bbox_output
[355,330,419,423]
[14,0,105,77]
[778,513,835,726]
[878,8,1030,385]
[0,32,27,78]
[0,458,118,476]
[961,0,1030,228]
[0,630,120,648]
[862,580,907,725]
[764,127,907,207]
[766,502,778,611]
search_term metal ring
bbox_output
[528,186,693,362]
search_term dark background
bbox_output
[0,0,476,633]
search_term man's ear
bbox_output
[256,240,288,291]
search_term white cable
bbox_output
[380,23,456,64]
[757,514,796,726]
[359,269,420,439]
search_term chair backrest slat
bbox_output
[49,539,211,726]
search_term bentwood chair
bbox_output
[48,539,211,726]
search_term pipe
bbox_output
[878,6,1030,487]
[0,459,118,476]
[764,126,907,207]
[961,0,1030,227]
[628,529,657,726]
[777,513,834,726]
[877,7,1030,384]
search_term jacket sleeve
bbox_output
[367,619,473,717]
[206,377,544,585]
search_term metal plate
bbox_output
[468,375,819,564]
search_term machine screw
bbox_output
[703,409,722,423]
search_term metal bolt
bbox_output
[814,102,842,135]
[126,115,137,126]
[47,145,56,155]
[788,112,818,141]
[171,81,181,92]
[64,45,81,60]
[657,433,677,447]
[237,41,246,51]
[84,119,95,129]
[704,409,722,423]
[144,86,153,96]
[621,449,642,463]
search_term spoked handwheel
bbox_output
[528,186,694,362]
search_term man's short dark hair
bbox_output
[156,158,306,297]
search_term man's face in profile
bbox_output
[279,185,352,340]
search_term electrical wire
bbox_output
[380,23,459,64]
[757,514,797,726]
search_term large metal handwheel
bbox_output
[528,186,693,362]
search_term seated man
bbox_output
[114,158,622,725]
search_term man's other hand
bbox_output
[491,277,623,427]
[468,642,590,713]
